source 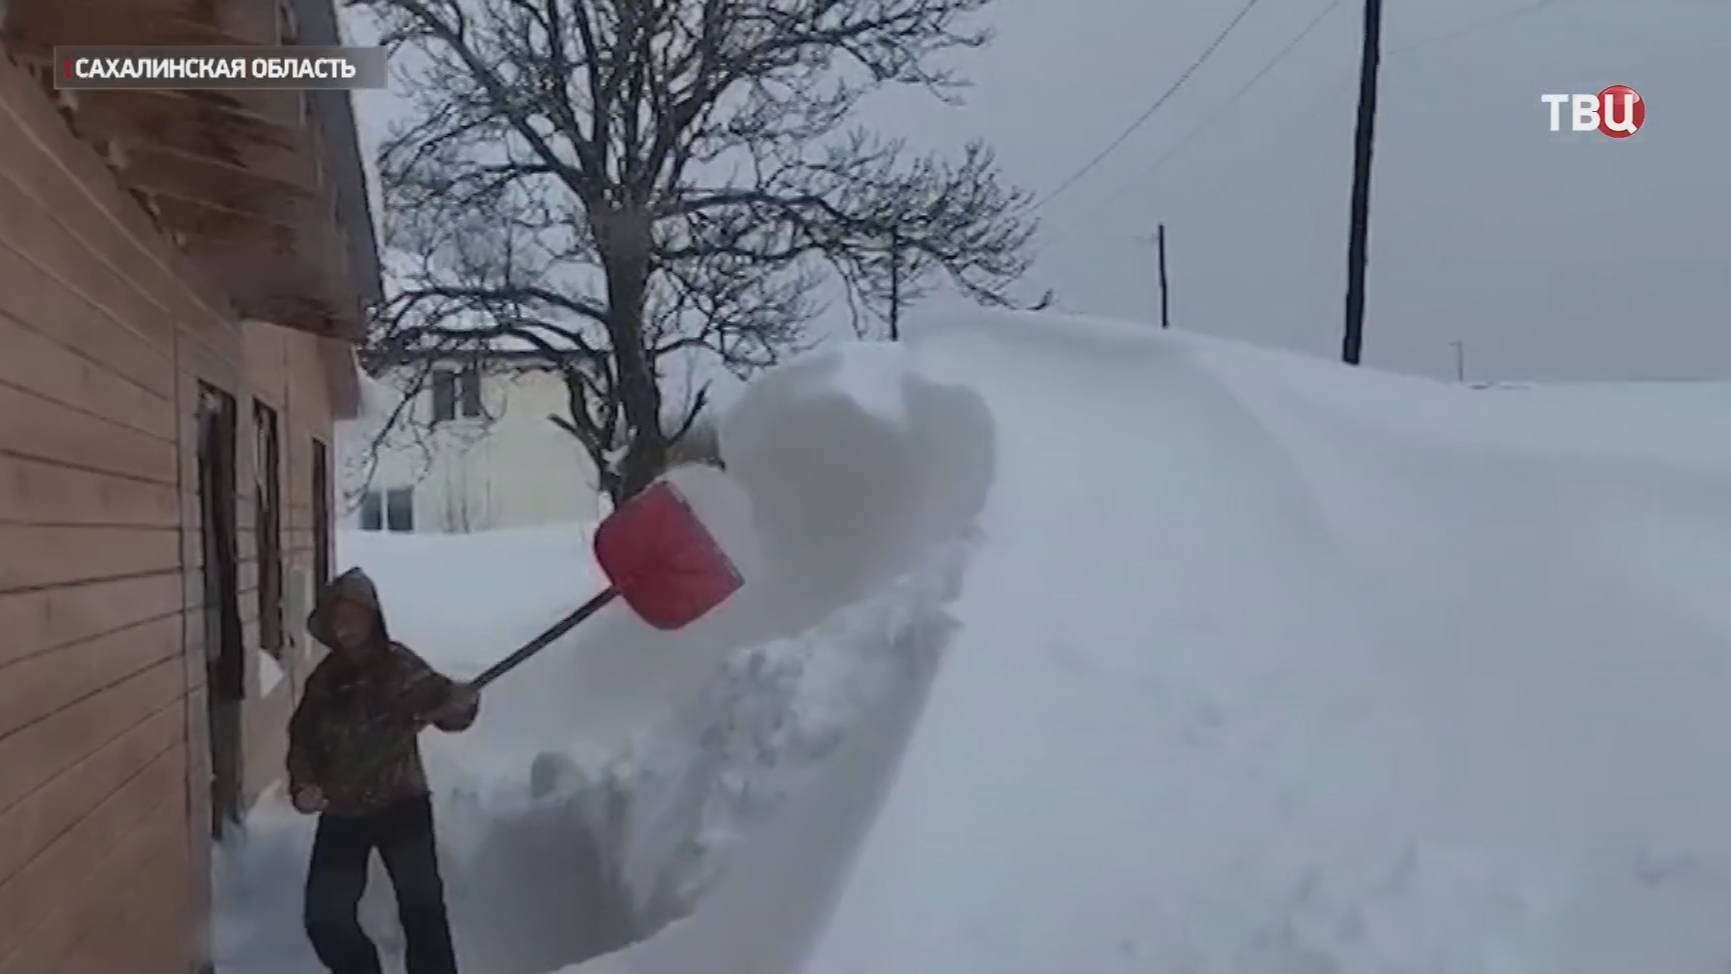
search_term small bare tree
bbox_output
[355,0,1038,501]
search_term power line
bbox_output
[1117,0,1346,200]
[1060,0,1565,226]
[1032,0,1266,212]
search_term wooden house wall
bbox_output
[0,51,341,974]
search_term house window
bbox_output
[360,490,383,531]
[431,367,483,422]
[431,370,455,422]
[253,401,284,656]
[460,368,482,417]
[386,487,415,532]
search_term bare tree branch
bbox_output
[353,0,1036,501]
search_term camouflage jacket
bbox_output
[286,568,478,817]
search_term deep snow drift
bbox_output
[218,309,1731,974]
[801,313,1731,974]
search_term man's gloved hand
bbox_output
[427,681,481,728]
[292,784,328,815]
[446,681,480,714]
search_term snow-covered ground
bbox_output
[216,309,1731,974]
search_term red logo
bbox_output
[1596,85,1644,138]
[1541,85,1645,138]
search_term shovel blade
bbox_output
[593,476,743,630]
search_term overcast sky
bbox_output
[348,0,1731,383]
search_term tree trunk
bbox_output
[597,202,667,501]
[888,228,901,341]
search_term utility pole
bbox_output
[1450,340,1465,383]
[1341,0,1384,366]
[888,228,901,341]
[1157,222,1170,330]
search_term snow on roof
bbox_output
[354,367,404,421]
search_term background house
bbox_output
[339,352,605,534]
[0,0,379,970]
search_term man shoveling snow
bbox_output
[271,473,746,974]
[288,567,483,974]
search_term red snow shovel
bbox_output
[466,475,744,691]
[327,475,742,802]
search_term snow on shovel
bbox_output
[468,469,746,691]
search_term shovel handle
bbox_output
[470,585,619,691]
[331,586,620,798]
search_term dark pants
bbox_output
[304,794,459,974]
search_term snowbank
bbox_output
[524,343,996,971]
[799,309,1731,974]
[719,342,995,639]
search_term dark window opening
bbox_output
[386,487,415,532]
[312,438,332,588]
[431,366,483,423]
[254,401,283,657]
[360,490,383,531]
[197,383,243,838]
[431,370,455,422]
[459,367,482,417]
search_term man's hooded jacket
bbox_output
[287,567,478,816]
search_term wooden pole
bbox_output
[1451,340,1465,383]
[1341,0,1383,365]
[1157,222,1170,330]
[888,228,901,342]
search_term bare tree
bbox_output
[354,0,1039,501]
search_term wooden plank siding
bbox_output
[0,570,185,670]
[0,747,190,973]
[0,615,184,742]
[0,311,176,443]
[0,49,349,974]
[0,657,184,828]
[0,382,180,484]
[0,701,182,888]
[0,452,181,528]
[0,524,182,590]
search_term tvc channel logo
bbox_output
[1541,85,1645,138]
